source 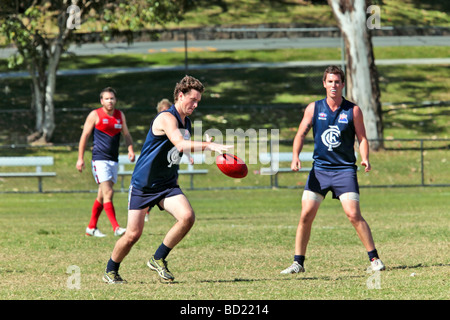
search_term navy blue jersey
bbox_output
[131,105,191,192]
[312,98,357,171]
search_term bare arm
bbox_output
[76,111,97,172]
[120,111,135,162]
[353,105,371,172]
[153,113,233,154]
[291,102,314,171]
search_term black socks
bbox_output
[154,242,172,260]
[368,249,379,261]
[294,255,305,267]
[106,257,120,273]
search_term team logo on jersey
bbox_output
[102,119,109,124]
[318,112,327,120]
[167,128,191,167]
[167,147,182,167]
[321,125,341,151]
[338,113,348,124]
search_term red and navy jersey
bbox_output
[92,108,123,162]
[312,98,357,171]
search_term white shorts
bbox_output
[91,160,118,184]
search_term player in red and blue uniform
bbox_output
[281,66,385,274]
[77,87,135,238]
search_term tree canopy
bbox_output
[0,0,186,143]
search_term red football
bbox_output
[216,153,248,179]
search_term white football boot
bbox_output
[114,227,126,237]
[371,258,386,271]
[86,227,106,237]
[280,261,305,274]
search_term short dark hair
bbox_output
[322,66,345,83]
[173,75,205,102]
[100,87,117,100]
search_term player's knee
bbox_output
[124,229,142,245]
[346,212,359,224]
[180,210,196,227]
[344,208,365,225]
[299,210,315,225]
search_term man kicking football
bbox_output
[103,75,232,283]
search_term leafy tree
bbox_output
[0,0,184,143]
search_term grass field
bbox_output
[0,0,448,306]
[0,187,448,301]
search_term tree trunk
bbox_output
[328,0,383,150]
[42,45,62,142]
[27,15,66,144]
[27,59,47,143]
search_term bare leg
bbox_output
[294,198,321,256]
[97,180,114,203]
[158,194,196,249]
[340,199,375,251]
[111,208,146,263]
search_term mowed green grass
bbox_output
[0,187,448,300]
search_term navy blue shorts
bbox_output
[305,168,359,199]
[128,185,184,210]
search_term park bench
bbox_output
[258,152,314,188]
[258,151,358,188]
[118,153,208,191]
[0,156,56,192]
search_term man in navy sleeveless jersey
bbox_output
[281,66,385,275]
[77,87,135,238]
[103,76,232,283]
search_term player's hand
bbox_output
[361,159,371,172]
[76,159,85,172]
[206,142,233,154]
[129,152,136,163]
[291,159,301,172]
[204,134,233,154]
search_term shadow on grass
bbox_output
[389,262,450,270]
[198,274,365,284]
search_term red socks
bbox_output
[88,199,103,229]
[103,201,119,231]
[88,200,120,231]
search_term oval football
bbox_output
[216,153,248,178]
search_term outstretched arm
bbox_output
[154,113,233,154]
